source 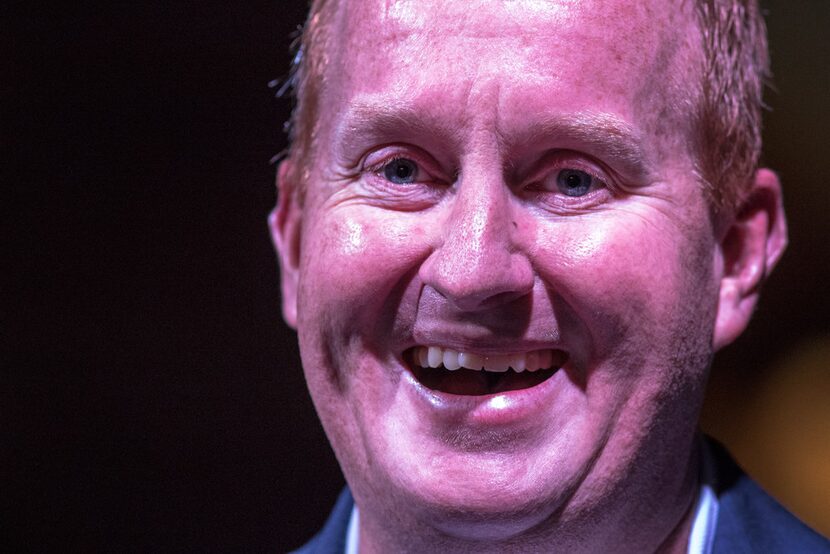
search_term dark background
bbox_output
[5,1,829,551]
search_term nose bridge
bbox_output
[447,172,510,268]
[422,165,533,310]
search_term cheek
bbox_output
[533,212,719,362]
[295,207,434,472]
[297,208,431,339]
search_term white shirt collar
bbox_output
[687,439,720,554]
[345,500,359,554]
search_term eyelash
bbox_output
[362,148,444,185]
[377,156,419,181]
[521,155,616,205]
[353,148,449,209]
[358,147,618,210]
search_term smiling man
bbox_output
[271,0,829,552]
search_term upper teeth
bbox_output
[414,346,556,373]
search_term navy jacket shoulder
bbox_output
[708,441,830,553]
[293,446,830,553]
[291,488,353,554]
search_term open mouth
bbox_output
[406,346,568,396]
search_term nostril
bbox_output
[476,289,531,310]
[443,263,534,312]
[419,248,534,312]
[417,191,534,311]
[416,285,534,336]
[429,282,531,313]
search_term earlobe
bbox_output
[270,159,303,329]
[713,168,788,351]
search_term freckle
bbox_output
[512,221,518,229]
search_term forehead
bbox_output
[319,0,701,165]
[333,0,687,64]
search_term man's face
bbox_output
[277,0,735,542]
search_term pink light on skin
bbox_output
[340,218,367,256]
[272,0,788,552]
[381,0,427,28]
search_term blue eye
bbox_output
[556,169,593,196]
[383,158,418,184]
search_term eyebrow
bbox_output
[332,100,465,161]
[511,112,654,182]
[333,101,654,181]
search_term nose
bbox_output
[419,171,534,312]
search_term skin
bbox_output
[272,0,788,551]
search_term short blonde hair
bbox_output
[694,0,770,213]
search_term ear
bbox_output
[269,159,302,329]
[713,168,788,351]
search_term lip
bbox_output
[400,354,571,427]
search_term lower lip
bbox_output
[402,365,569,427]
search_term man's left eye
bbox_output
[382,158,419,184]
[554,169,595,197]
